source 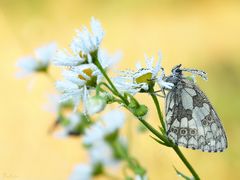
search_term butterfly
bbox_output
[161,64,227,152]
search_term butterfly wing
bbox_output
[165,79,227,152]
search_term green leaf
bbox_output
[149,135,170,147]
[174,167,193,180]
[92,162,104,176]
[105,130,119,143]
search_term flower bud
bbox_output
[86,96,106,115]
[128,99,139,109]
[132,105,148,118]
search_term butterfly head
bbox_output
[171,64,183,77]
[162,64,183,86]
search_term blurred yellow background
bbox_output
[1,0,240,179]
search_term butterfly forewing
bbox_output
[165,78,227,152]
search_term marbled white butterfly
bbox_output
[162,64,227,152]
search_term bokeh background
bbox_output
[1,0,240,179]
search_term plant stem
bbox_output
[150,92,200,180]
[94,55,200,179]
[94,59,128,105]
[173,146,200,180]
[149,87,166,132]
[138,115,200,179]
[137,117,168,142]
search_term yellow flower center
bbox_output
[78,69,93,80]
[135,72,152,84]
[79,51,85,58]
[78,68,97,87]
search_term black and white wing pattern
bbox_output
[165,78,227,152]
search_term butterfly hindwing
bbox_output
[165,78,227,152]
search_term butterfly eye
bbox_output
[171,64,182,75]
[175,69,181,73]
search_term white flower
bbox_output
[113,53,162,94]
[135,174,148,180]
[54,112,83,138]
[71,17,104,55]
[83,123,105,145]
[16,43,57,77]
[156,53,174,90]
[56,63,104,112]
[112,76,146,95]
[102,110,125,134]
[89,141,118,166]
[56,80,83,110]
[53,17,104,67]
[69,164,93,180]
[70,63,103,85]
[35,43,57,63]
[83,110,125,145]
[157,75,174,89]
[98,49,122,69]
[157,67,174,90]
[54,18,121,112]
[53,49,85,66]
[55,48,118,112]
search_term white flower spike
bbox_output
[16,43,57,77]
[83,110,125,145]
[53,49,84,66]
[53,17,104,67]
[56,63,104,112]
[56,80,83,109]
[89,141,118,166]
[71,17,105,55]
[69,164,93,180]
[54,112,83,138]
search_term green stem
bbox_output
[96,82,117,96]
[93,53,200,179]
[137,117,168,143]
[94,59,128,105]
[150,92,200,180]
[149,87,166,132]
[173,146,200,180]
[113,140,145,177]
[113,140,133,167]
[130,110,200,179]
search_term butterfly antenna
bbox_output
[182,68,208,80]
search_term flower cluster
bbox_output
[17,17,199,180]
[53,18,121,113]
[113,52,174,95]
[70,110,126,179]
